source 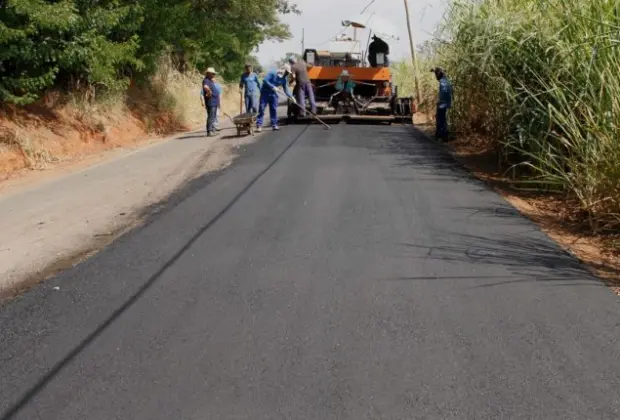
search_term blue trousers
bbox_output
[245,93,258,114]
[206,105,217,133]
[436,106,449,139]
[257,92,278,127]
[296,82,316,116]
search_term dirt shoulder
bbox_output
[414,119,620,295]
[0,120,259,301]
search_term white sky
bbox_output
[256,0,448,66]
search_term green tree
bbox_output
[276,52,302,68]
[244,55,264,74]
[0,0,299,105]
[0,0,142,104]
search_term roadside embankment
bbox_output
[0,63,257,299]
[0,114,261,300]
[1,65,240,182]
[392,0,620,293]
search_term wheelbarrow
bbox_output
[232,112,256,136]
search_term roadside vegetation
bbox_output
[395,0,620,234]
[0,1,298,174]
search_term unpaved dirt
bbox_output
[0,124,259,299]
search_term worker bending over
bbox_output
[288,56,316,117]
[256,64,295,132]
[239,64,261,113]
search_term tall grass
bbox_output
[435,0,620,229]
[392,59,437,120]
[143,57,240,131]
[1,57,241,172]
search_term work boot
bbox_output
[256,127,262,133]
[272,125,279,131]
[207,131,215,137]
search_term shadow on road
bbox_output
[368,127,605,287]
[373,127,490,191]
[398,230,602,287]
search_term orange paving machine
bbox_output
[287,18,415,124]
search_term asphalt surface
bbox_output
[1,124,619,419]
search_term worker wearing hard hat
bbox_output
[335,70,356,95]
[256,64,295,132]
[378,81,392,97]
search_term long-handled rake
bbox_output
[276,91,331,130]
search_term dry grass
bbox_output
[1,59,239,177]
[391,59,437,119]
[0,126,55,170]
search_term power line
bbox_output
[360,0,376,14]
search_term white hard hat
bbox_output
[206,67,217,74]
[340,70,350,77]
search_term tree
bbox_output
[276,52,303,68]
[0,0,142,104]
[244,55,264,74]
[0,0,300,104]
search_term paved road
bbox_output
[0,119,253,294]
[1,124,619,419]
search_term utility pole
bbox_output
[403,0,421,105]
[301,28,305,54]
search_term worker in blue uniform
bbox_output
[432,67,453,140]
[239,64,261,113]
[335,70,356,95]
[256,64,295,132]
[201,67,220,137]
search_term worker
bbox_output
[201,67,220,137]
[256,64,296,132]
[335,70,356,96]
[368,35,390,67]
[378,81,392,97]
[432,67,453,140]
[239,64,261,114]
[288,56,316,117]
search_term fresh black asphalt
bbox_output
[1,124,619,419]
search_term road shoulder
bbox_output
[414,121,620,295]
[0,124,261,300]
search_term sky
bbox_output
[256,0,448,66]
